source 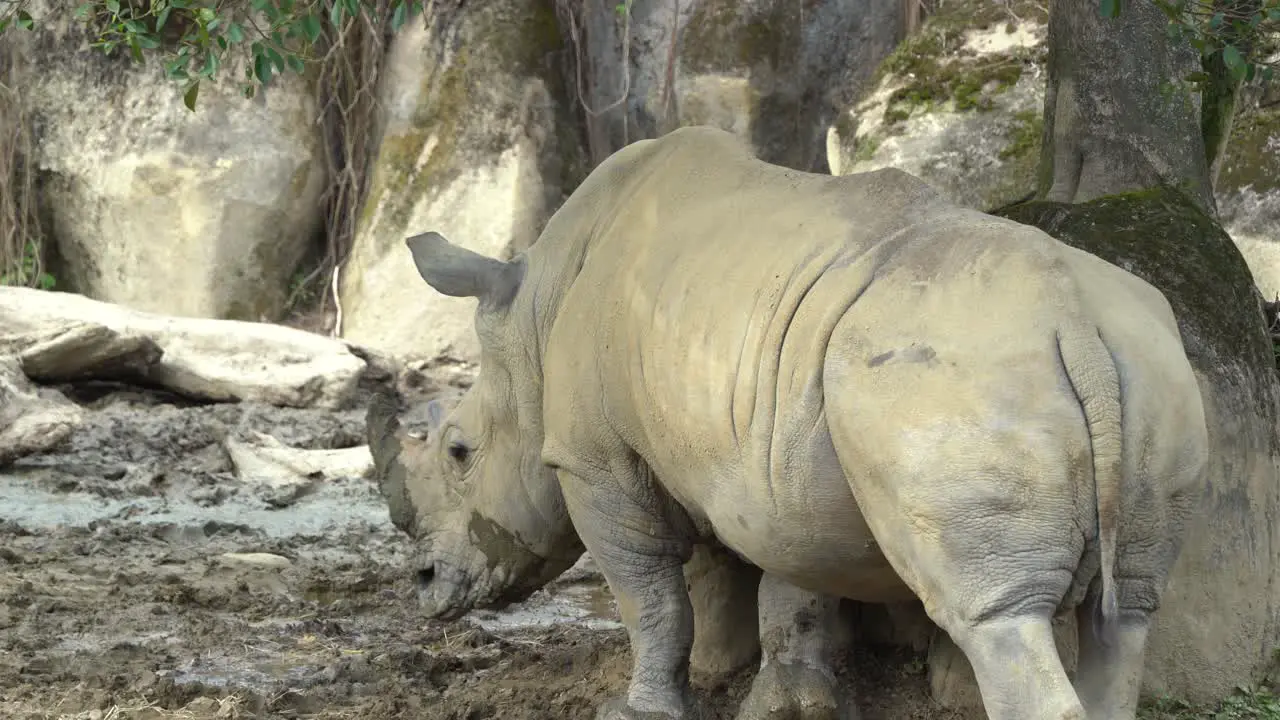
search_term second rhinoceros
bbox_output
[373,126,1209,720]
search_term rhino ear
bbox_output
[406,231,523,308]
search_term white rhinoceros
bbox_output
[372,125,1209,720]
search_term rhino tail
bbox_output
[1057,324,1123,647]
[366,386,405,473]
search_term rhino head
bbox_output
[366,231,584,620]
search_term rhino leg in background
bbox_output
[737,573,856,720]
[557,468,696,720]
[685,543,763,681]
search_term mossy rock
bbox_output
[872,0,1047,127]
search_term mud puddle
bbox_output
[0,390,952,719]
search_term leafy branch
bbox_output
[1100,0,1278,86]
[0,0,425,110]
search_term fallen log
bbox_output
[0,287,372,409]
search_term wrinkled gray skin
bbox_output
[381,126,1210,720]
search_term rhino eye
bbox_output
[448,441,470,464]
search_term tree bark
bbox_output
[1039,0,1216,214]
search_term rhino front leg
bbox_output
[737,573,857,720]
[556,467,697,720]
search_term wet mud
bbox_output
[0,387,960,719]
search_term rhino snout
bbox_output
[414,559,471,621]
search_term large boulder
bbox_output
[574,0,908,170]
[996,188,1280,704]
[338,0,584,364]
[12,4,328,321]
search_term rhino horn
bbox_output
[406,231,523,308]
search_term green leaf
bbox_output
[15,9,34,30]
[156,6,171,30]
[135,33,160,49]
[1184,70,1210,83]
[227,22,244,43]
[1099,0,1121,18]
[329,1,345,27]
[254,52,273,84]
[105,0,120,14]
[128,36,144,63]
[75,3,94,19]
[391,1,407,30]
[286,54,305,73]
[1223,44,1247,82]
[201,51,218,77]
[183,81,200,111]
[266,47,285,72]
[301,13,322,43]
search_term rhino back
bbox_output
[538,130,966,589]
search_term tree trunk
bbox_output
[1039,0,1216,214]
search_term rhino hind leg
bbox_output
[555,467,697,720]
[1073,593,1151,718]
[944,614,1086,720]
[736,573,858,720]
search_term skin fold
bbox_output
[374,126,1210,720]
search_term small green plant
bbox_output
[1139,686,1280,719]
[0,241,55,290]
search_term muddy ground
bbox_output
[0,384,975,719]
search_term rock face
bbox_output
[575,0,908,170]
[15,5,328,322]
[1216,103,1280,301]
[338,0,584,364]
[998,189,1280,704]
[827,0,1048,210]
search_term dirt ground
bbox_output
[0,383,972,719]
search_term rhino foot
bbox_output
[595,696,699,720]
[736,662,858,720]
